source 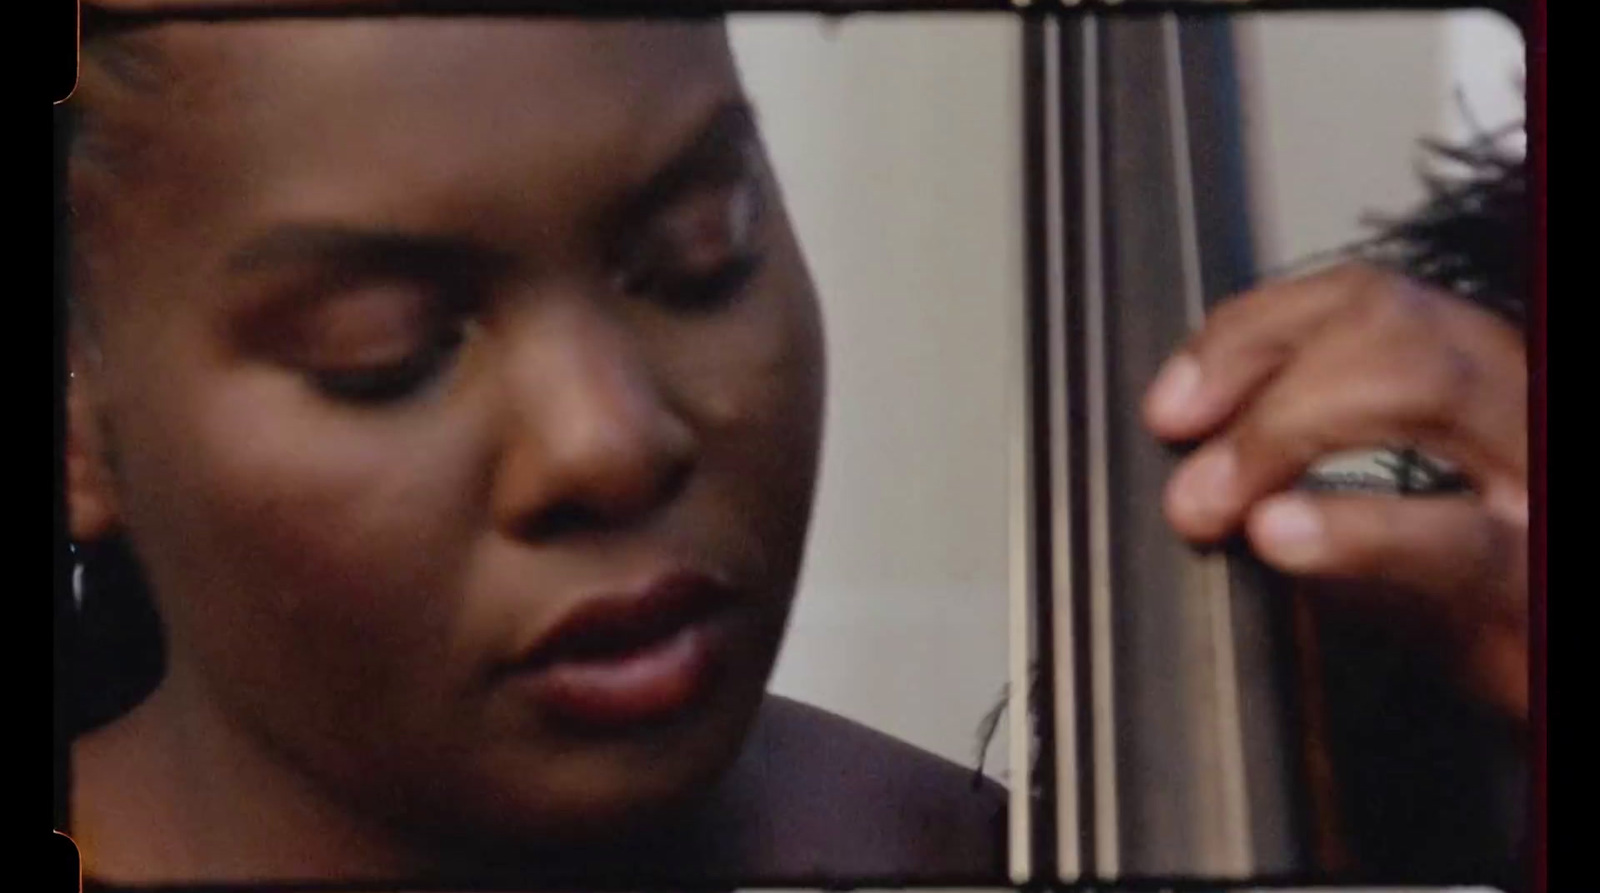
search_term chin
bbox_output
[355,605,787,871]
[422,674,764,849]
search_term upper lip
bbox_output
[512,569,739,670]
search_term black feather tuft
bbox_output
[1354,124,1527,327]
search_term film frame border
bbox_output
[51,2,1545,892]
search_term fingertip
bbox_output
[1164,447,1240,543]
[1248,494,1326,572]
[1143,353,1204,435]
[1162,481,1198,541]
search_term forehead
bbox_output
[118,15,733,85]
[191,18,730,105]
[80,18,744,248]
[146,17,734,142]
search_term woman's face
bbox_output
[68,18,825,849]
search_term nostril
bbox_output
[658,454,694,506]
[515,457,695,543]
[521,501,604,542]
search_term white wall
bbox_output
[1442,10,1527,151]
[730,14,1024,778]
[1238,9,1526,272]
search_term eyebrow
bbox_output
[227,227,510,279]
[226,99,763,278]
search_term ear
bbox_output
[66,340,121,544]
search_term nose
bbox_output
[490,302,697,542]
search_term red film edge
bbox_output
[1528,0,1547,892]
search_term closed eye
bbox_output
[293,278,476,406]
[619,177,768,314]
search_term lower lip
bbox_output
[510,622,726,729]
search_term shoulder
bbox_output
[752,695,1008,817]
[709,695,1009,884]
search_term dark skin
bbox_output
[1147,265,1529,724]
[63,9,1528,887]
[67,17,1005,885]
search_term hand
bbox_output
[1142,263,1529,725]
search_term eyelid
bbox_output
[295,282,475,406]
[296,282,434,368]
[665,179,763,251]
[627,174,766,274]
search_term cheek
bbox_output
[114,371,495,718]
[670,270,826,562]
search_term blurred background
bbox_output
[727,7,1525,786]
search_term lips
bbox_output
[504,570,740,729]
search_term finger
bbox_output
[1143,264,1377,442]
[1252,493,1529,723]
[1246,492,1526,622]
[1163,296,1526,542]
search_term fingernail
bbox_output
[1174,446,1236,522]
[1147,354,1202,423]
[1254,496,1325,569]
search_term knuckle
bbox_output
[1193,302,1249,354]
[1323,261,1393,310]
[1342,282,1481,435]
[1400,341,1480,435]
[1233,395,1321,473]
[1330,260,1386,292]
[1464,513,1525,622]
[1190,306,1293,371]
[1355,271,1442,330]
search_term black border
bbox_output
[53,3,1543,891]
[78,0,1528,31]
